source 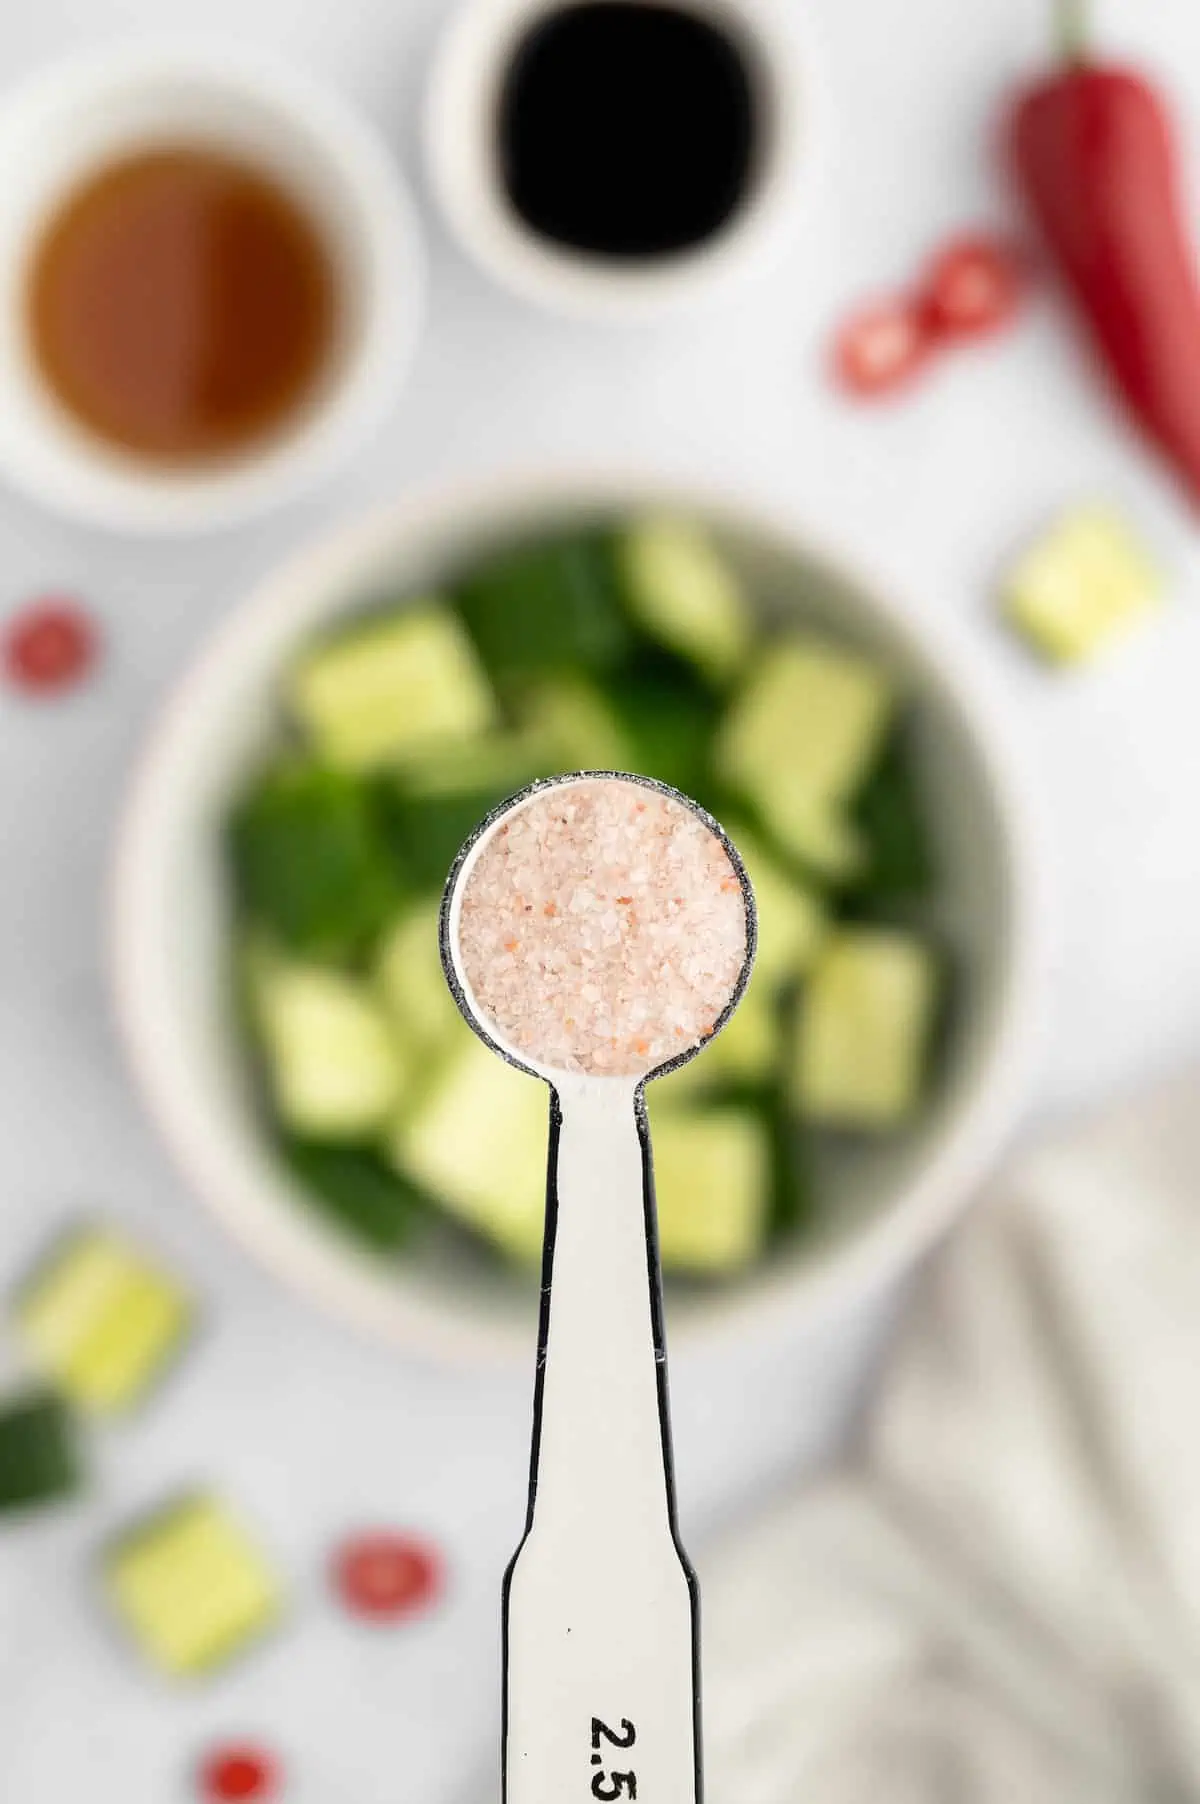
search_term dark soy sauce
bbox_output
[497,1,758,260]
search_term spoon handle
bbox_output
[504,1078,700,1804]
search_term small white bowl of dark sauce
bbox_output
[424,0,808,321]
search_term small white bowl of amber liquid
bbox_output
[0,45,426,534]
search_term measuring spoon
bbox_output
[441,772,756,1804]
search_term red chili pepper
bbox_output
[1010,0,1200,504]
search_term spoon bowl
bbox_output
[441,769,757,1085]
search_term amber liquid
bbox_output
[26,146,338,463]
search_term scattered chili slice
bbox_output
[197,1744,280,1801]
[332,1531,443,1622]
[831,299,931,397]
[3,600,98,695]
[922,235,1026,340]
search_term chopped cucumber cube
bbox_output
[282,1141,426,1252]
[0,1390,83,1514]
[375,901,463,1061]
[529,655,716,801]
[770,1113,814,1238]
[373,665,657,882]
[455,534,631,684]
[289,605,496,770]
[104,1495,283,1677]
[619,517,751,683]
[652,974,783,1096]
[654,989,777,1095]
[517,675,631,771]
[390,730,550,801]
[382,781,514,893]
[792,929,938,1128]
[850,730,935,901]
[15,1227,192,1415]
[755,779,865,883]
[609,660,714,798]
[1003,506,1162,664]
[391,1036,547,1263]
[229,763,398,960]
[735,830,826,985]
[650,1053,711,1105]
[703,988,777,1082]
[717,636,895,819]
[650,1108,770,1273]
[250,954,408,1139]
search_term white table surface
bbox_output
[4,0,1200,1796]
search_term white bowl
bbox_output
[112,471,1040,1362]
[424,0,810,322]
[0,44,426,534]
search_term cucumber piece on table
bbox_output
[649,1106,770,1274]
[0,1390,82,1514]
[716,637,894,855]
[791,929,938,1129]
[849,730,935,902]
[455,534,632,685]
[390,1036,548,1264]
[249,951,408,1139]
[288,604,496,770]
[229,762,398,961]
[15,1226,192,1415]
[1003,506,1161,664]
[103,1494,283,1677]
[283,1141,426,1252]
[618,516,751,684]
[375,899,463,1061]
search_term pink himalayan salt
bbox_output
[457,778,749,1076]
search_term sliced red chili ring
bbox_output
[3,600,99,694]
[332,1531,443,1622]
[831,298,932,397]
[197,1743,280,1801]
[922,235,1027,340]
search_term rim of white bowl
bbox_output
[423,0,817,322]
[111,468,1046,1364]
[0,41,426,535]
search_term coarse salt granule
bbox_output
[457,778,749,1076]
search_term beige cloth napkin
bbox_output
[702,1072,1200,1802]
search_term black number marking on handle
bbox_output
[590,1719,637,1800]
[591,1720,636,1751]
[592,1772,636,1800]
